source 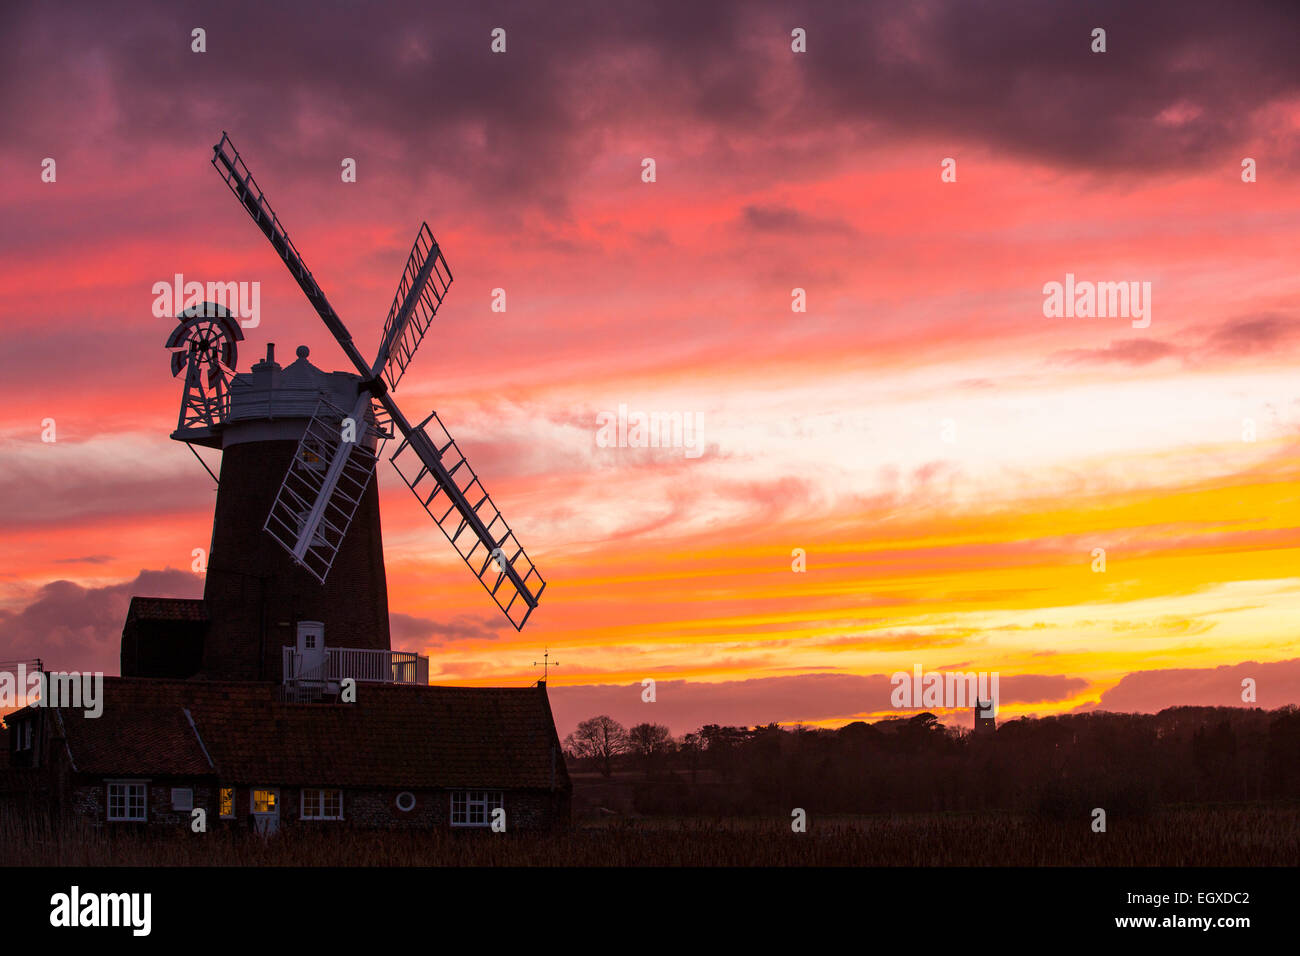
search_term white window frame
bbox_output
[171,787,194,811]
[395,791,416,812]
[300,788,344,821]
[450,790,503,827]
[15,720,32,751]
[107,780,148,822]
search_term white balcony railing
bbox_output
[282,646,429,686]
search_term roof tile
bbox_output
[55,678,568,790]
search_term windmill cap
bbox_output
[220,343,373,448]
[177,301,235,319]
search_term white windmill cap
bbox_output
[177,301,236,318]
[221,342,373,449]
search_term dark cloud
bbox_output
[3,0,1296,231]
[549,670,1088,736]
[1080,657,1300,712]
[0,568,202,674]
[740,204,854,235]
[1201,313,1300,356]
[804,1,1300,172]
[1054,337,1180,366]
[389,611,502,647]
[999,674,1088,704]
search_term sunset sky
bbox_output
[1,0,1298,736]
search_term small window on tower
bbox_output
[300,443,327,471]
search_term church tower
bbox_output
[973,699,997,735]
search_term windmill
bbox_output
[166,302,244,444]
[209,132,546,630]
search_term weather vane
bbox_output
[533,647,559,681]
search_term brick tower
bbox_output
[197,342,391,680]
[973,699,997,735]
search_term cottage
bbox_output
[5,675,570,832]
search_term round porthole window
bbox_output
[396,791,416,812]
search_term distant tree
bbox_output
[679,731,704,783]
[626,722,674,773]
[697,724,740,778]
[565,715,630,777]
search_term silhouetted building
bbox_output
[1,320,569,832]
[4,678,569,832]
[973,700,997,735]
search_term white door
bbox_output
[251,788,280,834]
[295,621,326,679]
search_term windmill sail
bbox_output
[264,395,387,583]
[213,131,546,628]
[211,133,371,373]
[390,411,546,629]
[374,223,452,390]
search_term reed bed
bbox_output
[2,804,1297,866]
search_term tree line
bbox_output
[564,705,1300,817]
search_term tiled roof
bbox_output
[127,597,209,623]
[59,702,213,776]
[54,678,568,790]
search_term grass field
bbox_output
[3,804,1297,866]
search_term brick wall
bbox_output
[71,780,217,828]
[316,787,567,831]
[203,439,392,682]
[62,780,569,831]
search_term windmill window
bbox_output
[301,788,343,820]
[14,720,33,751]
[107,781,148,822]
[300,443,327,471]
[450,790,502,827]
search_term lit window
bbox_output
[301,444,326,471]
[301,788,343,820]
[171,787,193,811]
[107,782,147,822]
[219,788,234,818]
[450,790,502,827]
[252,789,277,813]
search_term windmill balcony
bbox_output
[281,646,429,687]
